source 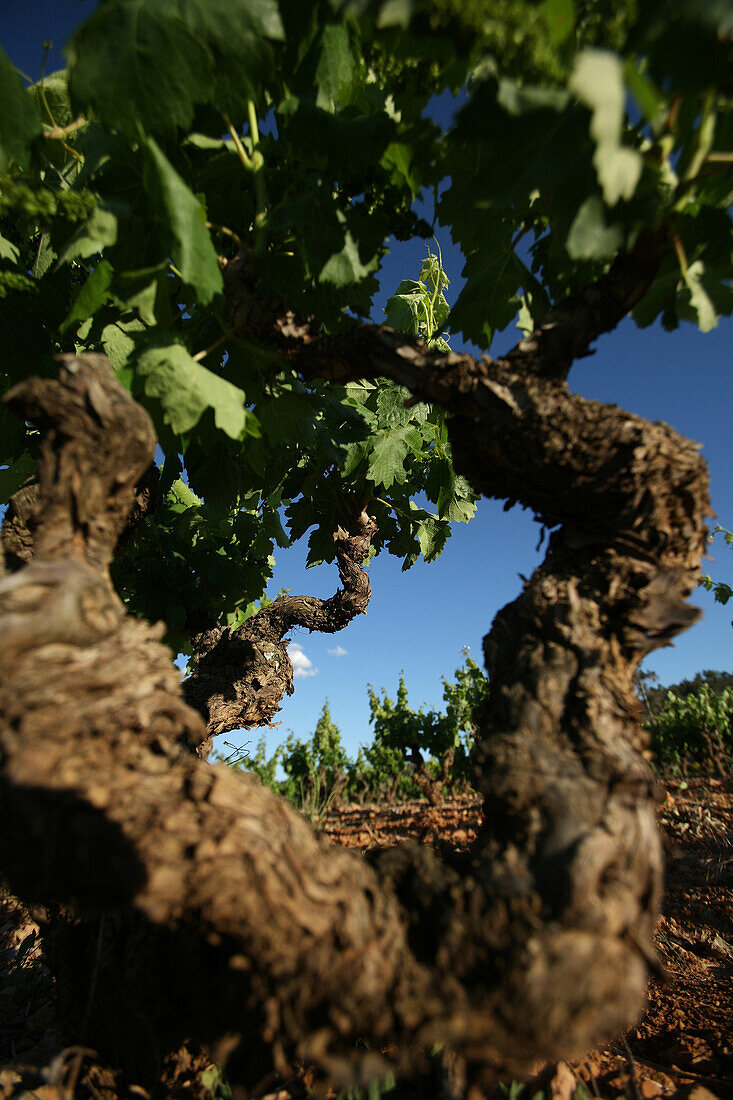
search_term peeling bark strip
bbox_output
[0,321,709,1093]
[183,511,377,757]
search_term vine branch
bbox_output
[182,510,378,757]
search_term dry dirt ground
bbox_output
[1,777,731,1100]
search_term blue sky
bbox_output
[3,4,732,762]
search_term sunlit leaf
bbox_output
[0,233,20,264]
[682,260,728,332]
[367,426,422,490]
[566,195,624,260]
[138,343,252,439]
[569,50,642,205]
[30,70,73,129]
[102,318,147,377]
[143,138,223,304]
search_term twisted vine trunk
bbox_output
[0,297,709,1096]
[182,510,378,760]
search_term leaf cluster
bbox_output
[1,0,732,650]
[384,243,451,349]
[438,0,733,346]
[644,683,733,774]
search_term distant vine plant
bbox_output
[384,242,451,350]
[700,524,733,607]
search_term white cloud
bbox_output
[328,645,348,658]
[290,642,318,679]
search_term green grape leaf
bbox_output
[261,504,290,550]
[341,439,370,477]
[0,46,41,172]
[170,478,203,511]
[377,0,413,28]
[566,195,624,260]
[440,80,593,270]
[382,142,421,198]
[316,23,355,109]
[440,472,477,523]
[413,509,448,563]
[632,260,680,328]
[180,0,283,122]
[384,280,427,335]
[257,389,318,447]
[319,211,380,288]
[101,318,147,380]
[376,382,411,429]
[306,522,339,568]
[632,0,733,93]
[30,70,73,130]
[32,235,56,279]
[593,145,644,208]
[68,0,283,136]
[116,266,172,327]
[67,1,211,135]
[57,206,118,264]
[539,0,576,46]
[143,138,223,304]
[570,50,624,146]
[0,234,20,264]
[681,259,733,332]
[186,443,244,511]
[60,259,115,334]
[448,220,527,348]
[623,61,663,125]
[137,343,253,439]
[569,50,642,205]
[269,191,344,280]
[367,425,422,490]
[425,456,478,523]
[282,105,396,179]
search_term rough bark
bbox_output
[0,461,162,572]
[0,222,711,1100]
[182,511,377,759]
[0,479,38,572]
[115,460,164,552]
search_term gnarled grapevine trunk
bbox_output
[182,510,378,760]
[0,293,709,1093]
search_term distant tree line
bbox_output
[232,659,731,818]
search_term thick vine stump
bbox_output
[0,348,709,1092]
